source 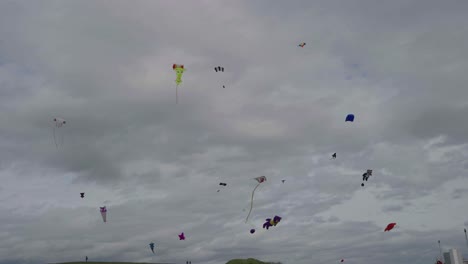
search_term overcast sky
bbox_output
[1,1,468,264]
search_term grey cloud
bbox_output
[452,189,468,199]
[0,1,468,264]
[382,205,404,212]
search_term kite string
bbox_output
[53,126,58,149]
[61,128,64,146]
[438,240,442,260]
[413,248,436,264]
[245,182,261,223]
[465,230,468,249]
[176,84,178,104]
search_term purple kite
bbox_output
[263,215,282,230]
[100,206,107,222]
[179,232,185,240]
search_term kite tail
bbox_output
[53,126,58,149]
[438,240,442,260]
[465,230,468,249]
[176,83,178,104]
[245,182,261,223]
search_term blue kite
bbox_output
[345,114,355,122]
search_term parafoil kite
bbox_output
[298,42,306,48]
[218,182,227,192]
[173,64,185,104]
[80,193,84,198]
[53,117,66,148]
[178,232,185,240]
[361,169,373,186]
[100,206,107,222]
[149,242,155,254]
[263,215,281,230]
[214,66,226,88]
[384,222,396,232]
[345,114,354,122]
[245,176,267,223]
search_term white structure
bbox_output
[443,249,464,264]
[444,253,451,264]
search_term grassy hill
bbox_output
[226,258,278,264]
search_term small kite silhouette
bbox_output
[178,232,185,240]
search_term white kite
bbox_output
[245,176,267,223]
[52,117,66,148]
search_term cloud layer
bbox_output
[0,1,468,264]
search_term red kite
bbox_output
[384,223,396,232]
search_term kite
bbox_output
[361,169,373,187]
[332,153,337,159]
[384,222,396,232]
[464,228,468,248]
[345,114,354,122]
[100,206,107,222]
[149,242,155,254]
[282,180,285,183]
[179,232,185,240]
[80,192,84,198]
[298,42,306,48]
[52,117,66,148]
[214,66,226,88]
[218,182,227,192]
[250,229,255,234]
[263,215,281,230]
[245,176,267,223]
[436,259,443,264]
[173,64,185,104]
[438,240,443,258]
[341,260,344,263]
